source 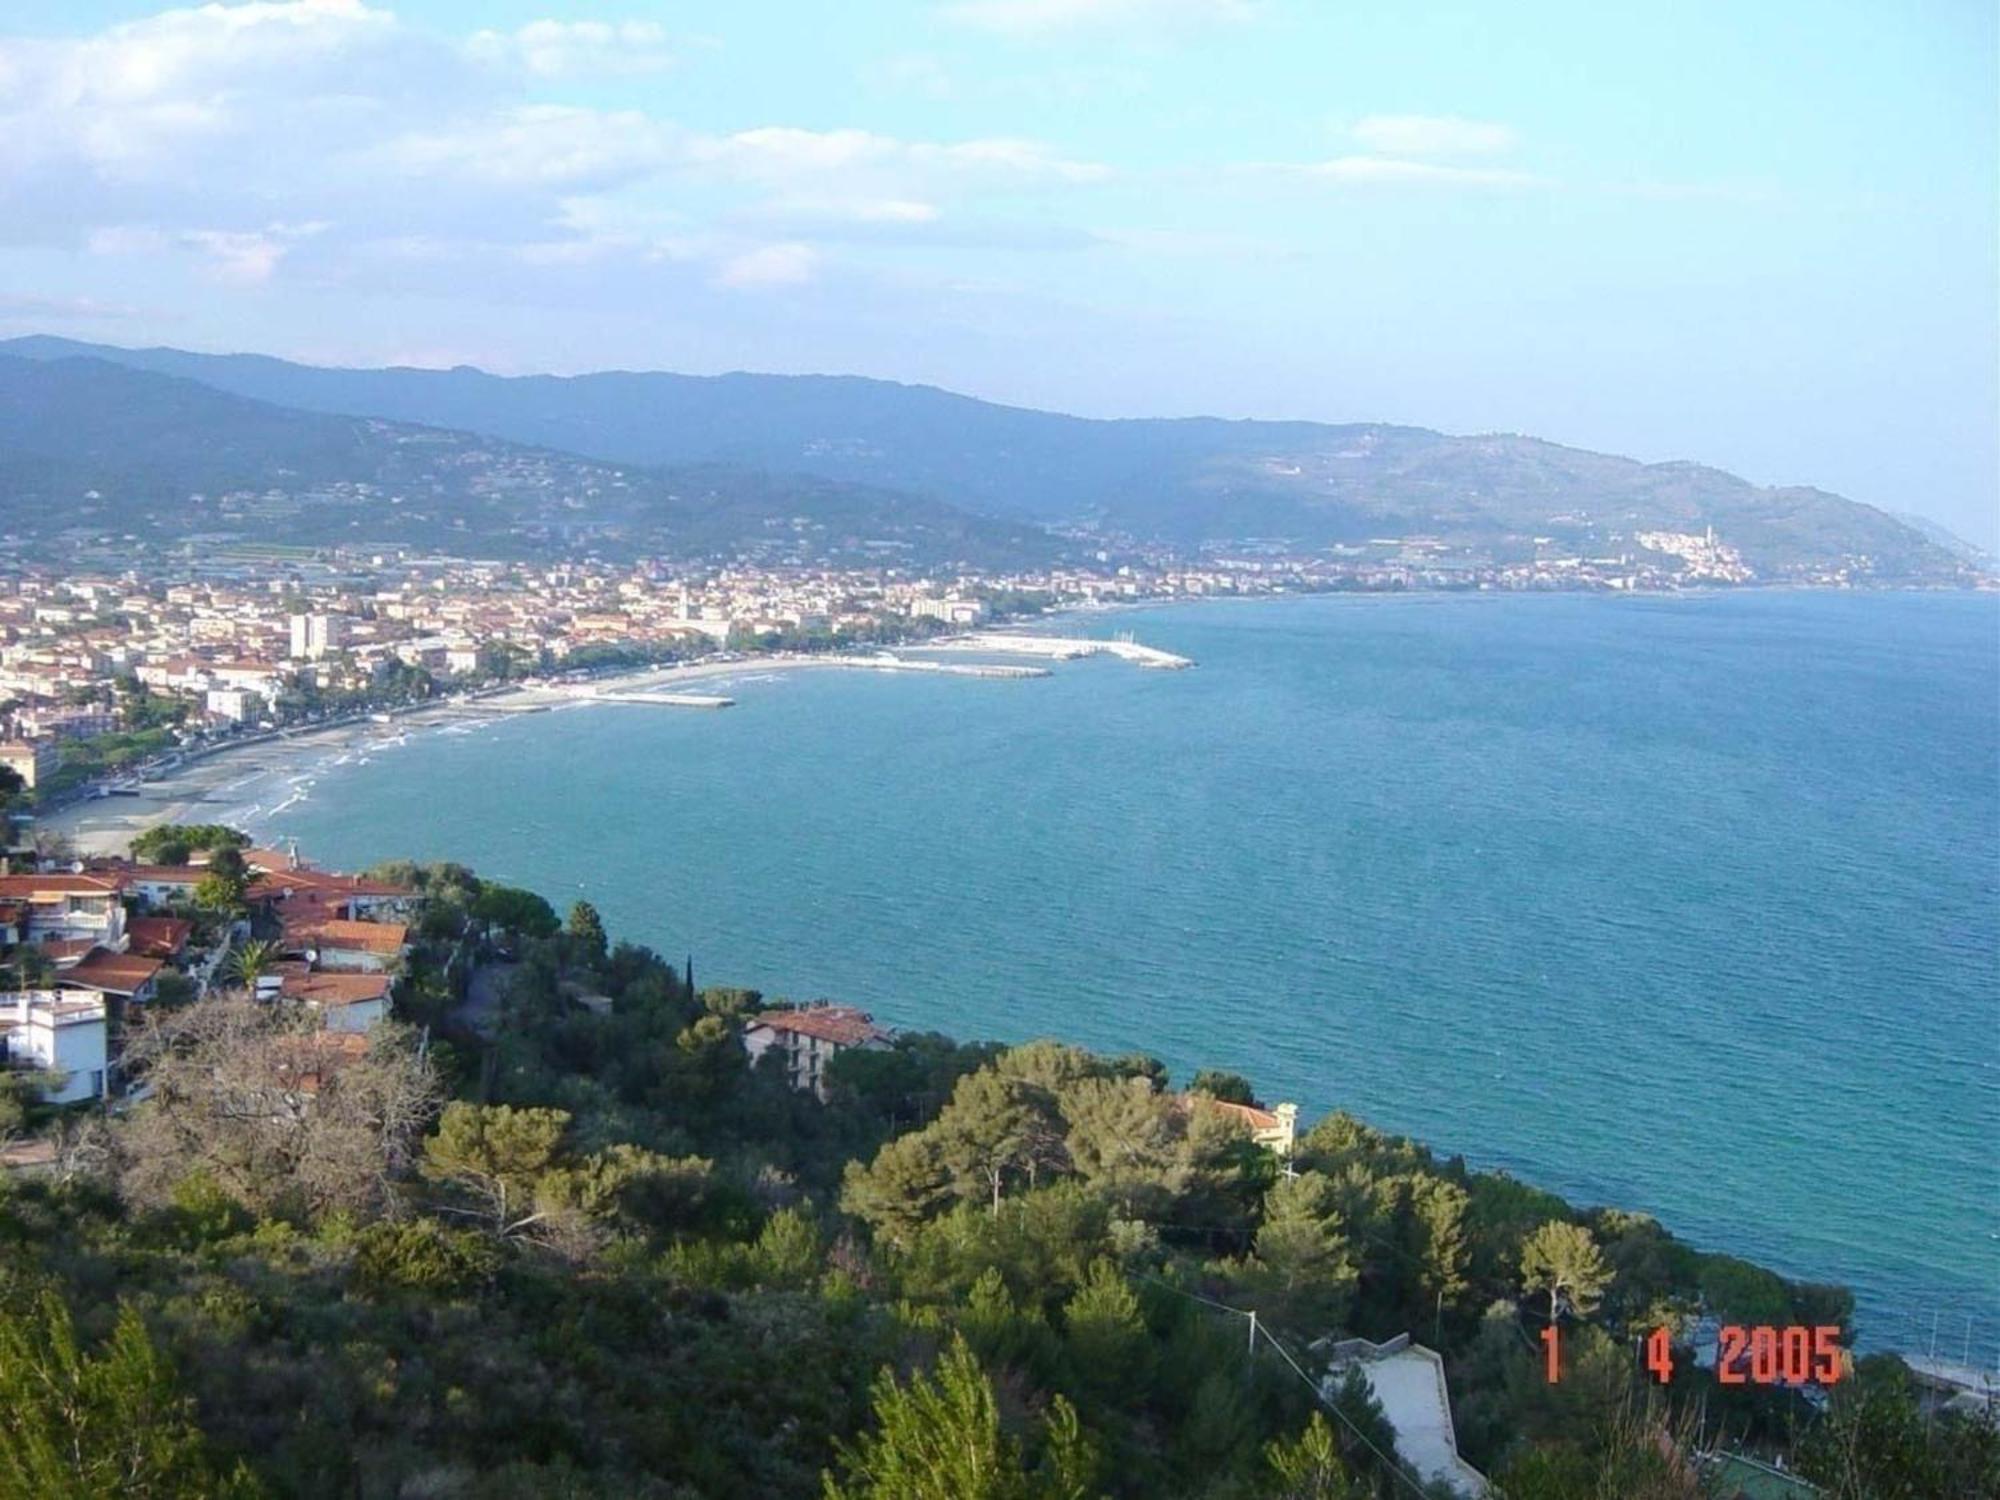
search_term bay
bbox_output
[254,589,2000,1355]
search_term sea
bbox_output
[247,589,2000,1357]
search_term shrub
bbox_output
[351,1218,501,1297]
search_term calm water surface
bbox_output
[254,591,2000,1354]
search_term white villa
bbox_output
[0,990,109,1104]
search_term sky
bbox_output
[0,1,1994,547]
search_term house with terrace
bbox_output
[0,874,129,950]
[247,869,418,922]
[0,990,108,1105]
[102,862,208,909]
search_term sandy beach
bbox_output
[41,651,999,857]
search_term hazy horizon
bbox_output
[2,1,1994,547]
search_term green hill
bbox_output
[1,335,1971,580]
[0,354,1062,569]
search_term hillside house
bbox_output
[57,948,164,1006]
[0,990,108,1104]
[1188,1096,1301,1158]
[280,972,392,1034]
[743,1005,891,1101]
[0,874,128,949]
[279,917,408,973]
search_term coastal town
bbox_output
[0,523,1853,818]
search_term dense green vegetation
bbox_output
[129,824,249,865]
[1,863,1992,1498]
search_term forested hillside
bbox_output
[0,355,1062,568]
[1,860,1992,1498]
[2,336,1972,579]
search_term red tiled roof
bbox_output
[279,918,408,955]
[1182,1096,1290,1133]
[248,870,414,902]
[127,916,192,959]
[61,948,165,995]
[280,972,392,1007]
[746,1005,887,1048]
[0,874,123,898]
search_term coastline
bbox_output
[42,586,1995,858]
[41,649,1028,856]
[34,594,1997,1362]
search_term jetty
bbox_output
[821,654,1048,679]
[584,690,736,709]
[566,654,1048,707]
[936,632,1194,670]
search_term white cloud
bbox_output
[384,107,682,189]
[0,1,1116,299]
[1350,114,1516,159]
[1301,156,1543,188]
[941,0,1253,35]
[760,197,941,225]
[181,228,290,282]
[697,127,1107,185]
[1256,114,1539,190]
[89,219,324,282]
[466,19,677,78]
[714,242,819,289]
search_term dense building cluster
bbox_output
[0,524,1876,808]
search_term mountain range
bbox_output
[0,353,1058,568]
[0,334,1978,580]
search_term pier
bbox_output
[584,690,736,709]
[821,654,1049,679]
[935,632,1194,670]
[568,654,1049,706]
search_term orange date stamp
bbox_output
[1540,1324,1845,1385]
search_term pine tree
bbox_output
[934,1070,1039,1214]
[1262,1413,1363,1500]
[1406,1173,1472,1328]
[0,1289,259,1498]
[823,1335,1095,1500]
[1520,1220,1613,1323]
[1245,1171,1358,1330]
[1061,1259,1150,1401]
[566,900,607,961]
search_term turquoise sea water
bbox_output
[255,591,1999,1354]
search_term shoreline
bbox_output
[41,649,1047,856]
[42,588,1997,858]
[34,601,1994,1362]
